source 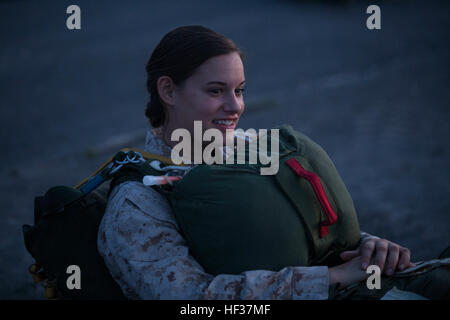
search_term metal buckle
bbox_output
[110,151,145,175]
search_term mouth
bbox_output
[212,118,238,130]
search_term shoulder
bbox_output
[98,180,183,260]
[109,181,170,214]
[104,180,178,230]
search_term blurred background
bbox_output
[0,0,449,299]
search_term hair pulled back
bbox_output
[145,25,243,128]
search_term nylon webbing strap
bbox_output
[74,148,179,190]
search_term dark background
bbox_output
[0,0,449,299]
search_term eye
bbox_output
[209,88,223,95]
[235,88,245,96]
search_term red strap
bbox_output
[285,158,338,238]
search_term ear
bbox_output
[156,76,176,107]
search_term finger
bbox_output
[360,240,376,270]
[340,250,359,261]
[397,247,412,271]
[384,244,400,275]
[373,240,389,272]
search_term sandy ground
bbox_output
[0,0,449,299]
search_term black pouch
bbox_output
[23,184,126,300]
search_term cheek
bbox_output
[191,96,221,122]
[179,91,205,119]
[178,88,224,126]
[239,99,245,114]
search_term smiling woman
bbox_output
[94,25,449,301]
[145,26,246,144]
[156,52,245,145]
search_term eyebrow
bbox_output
[206,80,246,86]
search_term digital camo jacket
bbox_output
[97,127,376,300]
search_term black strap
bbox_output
[108,161,165,197]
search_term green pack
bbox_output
[163,124,362,274]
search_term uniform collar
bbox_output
[143,126,257,161]
[144,126,172,158]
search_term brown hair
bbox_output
[145,25,244,128]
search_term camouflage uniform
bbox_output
[97,127,377,300]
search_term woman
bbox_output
[97,25,414,299]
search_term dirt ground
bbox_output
[0,0,449,299]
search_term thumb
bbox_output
[340,250,359,261]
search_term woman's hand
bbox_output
[339,238,415,275]
[329,256,369,288]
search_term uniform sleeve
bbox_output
[98,181,330,300]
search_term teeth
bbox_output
[214,120,233,125]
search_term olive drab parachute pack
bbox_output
[23,125,450,299]
[161,124,363,274]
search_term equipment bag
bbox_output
[22,149,177,299]
[157,124,362,275]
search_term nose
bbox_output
[223,91,243,114]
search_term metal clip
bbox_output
[110,151,145,175]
